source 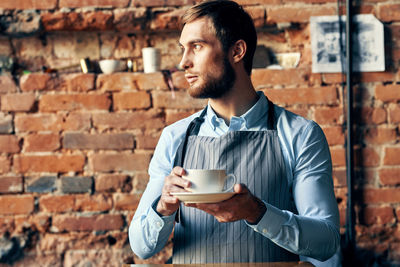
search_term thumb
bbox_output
[234,183,249,194]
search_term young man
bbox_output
[129,0,340,264]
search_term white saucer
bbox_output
[171,192,235,203]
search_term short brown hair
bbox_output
[181,0,257,75]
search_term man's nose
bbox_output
[179,52,193,70]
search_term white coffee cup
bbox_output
[142,47,161,73]
[183,169,236,193]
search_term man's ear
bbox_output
[231,40,247,63]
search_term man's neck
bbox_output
[208,77,258,125]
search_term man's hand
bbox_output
[185,184,266,224]
[156,167,190,217]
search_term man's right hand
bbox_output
[156,166,190,216]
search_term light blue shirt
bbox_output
[129,91,340,265]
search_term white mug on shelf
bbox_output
[142,47,161,73]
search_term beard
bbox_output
[188,56,236,99]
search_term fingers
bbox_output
[234,183,249,194]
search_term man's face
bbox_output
[179,17,235,99]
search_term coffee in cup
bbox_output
[183,169,236,193]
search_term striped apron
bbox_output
[172,101,299,263]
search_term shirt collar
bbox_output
[205,91,269,130]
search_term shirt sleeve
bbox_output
[246,121,340,262]
[128,128,180,259]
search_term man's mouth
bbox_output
[185,74,198,84]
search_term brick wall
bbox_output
[0,0,400,266]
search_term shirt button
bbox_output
[156,222,162,228]
[262,229,267,234]
[151,239,156,244]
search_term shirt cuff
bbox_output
[245,201,290,239]
[149,196,177,227]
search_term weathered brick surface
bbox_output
[25,176,57,193]
[90,153,151,172]
[39,94,111,111]
[1,0,400,265]
[0,135,20,153]
[60,176,93,194]
[0,195,34,215]
[113,91,151,110]
[0,75,18,93]
[24,133,60,152]
[1,93,36,112]
[14,155,85,173]
[0,176,23,193]
[0,0,57,9]
[52,214,124,232]
[63,133,134,150]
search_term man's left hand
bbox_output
[185,184,266,224]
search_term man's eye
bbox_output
[194,44,202,50]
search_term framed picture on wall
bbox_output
[310,14,385,73]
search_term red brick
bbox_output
[0,176,23,193]
[0,135,20,153]
[384,147,400,166]
[39,195,75,213]
[0,195,34,215]
[361,206,395,225]
[63,113,91,131]
[355,147,380,168]
[0,216,15,235]
[321,73,344,84]
[39,94,111,111]
[133,172,150,193]
[363,188,400,204]
[113,91,151,110]
[357,107,387,125]
[61,74,95,92]
[92,110,165,130]
[150,7,187,31]
[15,114,63,132]
[0,0,57,9]
[90,153,151,172]
[330,147,346,167]
[245,6,266,27]
[332,169,346,187]
[136,134,161,150]
[266,5,336,23]
[375,84,400,102]
[283,0,336,3]
[1,93,35,112]
[14,154,85,173]
[113,193,141,211]
[42,11,114,31]
[322,126,345,146]
[95,174,131,192]
[364,127,397,145]
[131,0,165,6]
[97,72,167,91]
[0,156,10,174]
[378,3,400,22]
[60,0,129,7]
[0,75,17,93]
[285,107,310,119]
[314,107,343,125]
[75,195,112,212]
[63,133,134,150]
[52,214,124,232]
[113,8,147,32]
[20,73,52,91]
[166,110,195,125]
[389,105,400,123]
[358,72,396,83]
[252,68,308,87]
[379,168,400,186]
[171,71,189,90]
[24,133,60,152]
[263,86,338,106]
[153,91,207,109]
